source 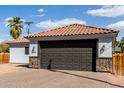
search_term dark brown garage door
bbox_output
[39,40,97,71]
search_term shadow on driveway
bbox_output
[15,64,29,68]
[50,70,124,88]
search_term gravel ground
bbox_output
[0,64,123,88]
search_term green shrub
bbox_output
[0,44,9,53]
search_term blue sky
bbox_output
[0,5,124,42]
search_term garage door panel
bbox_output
[41,48,93,71]
[40,40,96,71]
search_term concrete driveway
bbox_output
[0,64,123,88]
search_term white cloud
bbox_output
[36,14,45,17]
[0,38,10,44]
[0,40,2,43]
[0,34,10,43]
[0,39,4,43]
[32,8,45,17]
[21,19,26,22]
[36,18,86,29]
[37,8,44,12]
[5,17,25,22]
[86,5,124,17]
[4,17,13,27]
[4,17,13,22]
[31,14,45,17]
[106,21,124,30]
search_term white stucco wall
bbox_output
[98,37,112,58]
[28,34,115,58]
[10,44,29,64]
[29,40,38,57]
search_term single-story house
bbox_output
[8,24,119,72]
[8,38,29,64]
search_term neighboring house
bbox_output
[8,24,119,72]
[8,38,29,64]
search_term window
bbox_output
[25,47,29,55]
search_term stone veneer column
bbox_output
[96,58,112,72]
[29,57,40,69]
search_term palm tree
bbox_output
[8,16,23,39]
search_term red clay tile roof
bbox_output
[7,38,29,44]
[25,24,119,38]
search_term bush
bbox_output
[120,37,124,53]
[0,44,9,53]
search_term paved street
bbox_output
[0,64,123,88]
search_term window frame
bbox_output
[25,47,29,55]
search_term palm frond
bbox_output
[8,16,23,39]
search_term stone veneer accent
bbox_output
[29,57,40,69]
[29,57,112,72]
[96,58,112,72]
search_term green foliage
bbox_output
[120,37,124,52]
[114,39,120,47]
[8,16,23,39]
[0,44,9,53]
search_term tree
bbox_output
[120,37,124,52]
[8,16,23,39]
[0,43,9,53]
[114,38,120,47]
